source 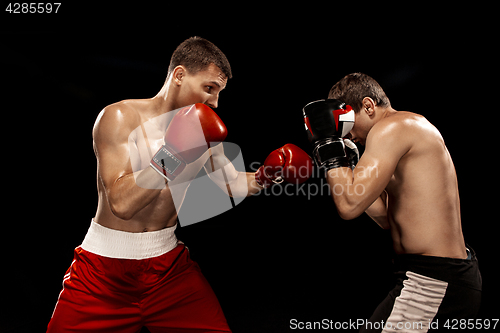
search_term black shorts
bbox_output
[361,246,482,332]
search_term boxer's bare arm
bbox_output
[326,119,410,220]
[93,104,165,220]
[208,168,261,198]
[204,145,262,197]
[365,191,390,229]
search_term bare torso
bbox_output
[93,99,213,232]
[382,112,466,258]
[94,178,178,232]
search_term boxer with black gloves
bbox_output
[303,73,481,332]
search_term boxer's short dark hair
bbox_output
[328,73,390,113]
[168,36,232,79]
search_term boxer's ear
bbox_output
[362,97,376,116]
[172,66,187,86]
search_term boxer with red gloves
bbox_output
[49,37,237,333]
[48,37,313,333]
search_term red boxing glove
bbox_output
[151,103,227,181]
[255,144,313,188]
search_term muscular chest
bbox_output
[129,117,169,171]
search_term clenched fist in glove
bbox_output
[303,99,357,171]
[150,103,227,181]
[255,144,313,188]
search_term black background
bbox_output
[1,3,497,332]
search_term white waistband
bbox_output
[81,220,178,259]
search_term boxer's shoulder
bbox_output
[366,112,407,145]
[381,111,436,132]
[370,111,437,142]
[387,111,442,145]
[93,100,145,143]
[96,100,143,127]
[364,112,427,159]
[368,111,444,161]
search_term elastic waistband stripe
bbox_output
[81,220,178,259]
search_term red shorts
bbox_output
[47,221,231,333]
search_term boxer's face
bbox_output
[174,63,228,109]
[349,97,378,145]
[349,110,371,145]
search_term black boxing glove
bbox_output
[302,99,355,171]
[343,138,359,170]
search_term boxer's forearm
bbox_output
[365,191,390,229]
[107,166,165,220]
[206,147,263,198]
[327,167,357,219]
[326,167,372,220]
[327,167,390,221]
[208,169,262,198]
[232,172,262,197]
